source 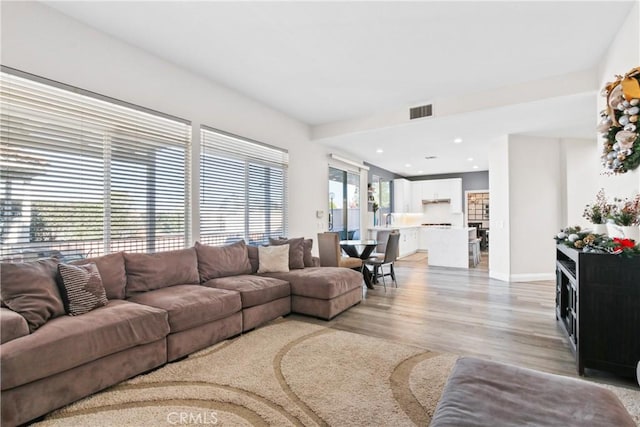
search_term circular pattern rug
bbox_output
[35,319,639,426]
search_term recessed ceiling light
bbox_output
[467,157,474,161]
[405,163,412,168]
[472,165,479,169]
[376,148,384,153]
[417,170,424,174]
[453,138,463,144]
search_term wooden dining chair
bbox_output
[317,232,363,269]
[364,232,400,291]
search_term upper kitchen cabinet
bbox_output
[414,178,462,213]
[449,178,462,213]
[410,181,426,212]
[393,178,413,213]
[395,177,463,214]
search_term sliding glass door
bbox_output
[328,167,360,240]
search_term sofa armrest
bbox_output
[0,307,30,344]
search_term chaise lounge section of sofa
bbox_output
[0,238,363,426]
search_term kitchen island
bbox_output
[368,226,476,267]
[422,227,476,269]
[368,226,420,258]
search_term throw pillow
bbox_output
[247,245,260,274]
[303,238,314,267]
[269,237,305,269]
[195,240,253,282]
[0,258,65,332]
[57,263,108,316]
[124,248,200,297]
[257,245,290,273]
[71,252,126,300]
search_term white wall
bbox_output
[561,138,599,227]
[0,1,332,246]
[488,136,510,281]
[508,135,563,281]
[488,43,640,283]
[596,1,640,195]
[489,135,565,282]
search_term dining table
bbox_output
[339,239,378,289]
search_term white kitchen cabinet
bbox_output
[412,178,463,213]
[449,178,463,213]
[393,178,412,213]
[418,228,429,251]
[420,180,444,200]
[398,227,419,258]
[409,181,423,213]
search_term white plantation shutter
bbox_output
[200,126,288,246]
[0,68,191,261]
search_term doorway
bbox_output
[328,167,360,240]
[465,190,490,269]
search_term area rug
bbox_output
[36,319,640,426]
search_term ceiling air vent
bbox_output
[410,104,433,120]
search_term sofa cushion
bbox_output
[0,258,64,332]
[262,267,362,299]
[57,263,108,316]
[269,237,305,269]
[127,285,241,333]
[431,357,636,427]
[0,300,168,390]
[247,245,259,274]
[0,307,29,344]
[303,238,314,267]
[203,275,290,308]
[124,248,199,297]
[71,252,126,300]
[194,241,252,281]
[258,245,290,273]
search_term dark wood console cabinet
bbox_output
[556,244,640,377]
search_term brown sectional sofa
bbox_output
[0,240,363,426]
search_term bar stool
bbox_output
[469,238,481,267]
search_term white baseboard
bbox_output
[489,271,510,282]
[489,271,555,282]
[509,273,555,282]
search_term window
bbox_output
[329,167,360,239]
[200,126,288,245]
[0,68,191,262]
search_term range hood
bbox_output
[422,198,451,204]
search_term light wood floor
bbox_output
[290,252,638,388]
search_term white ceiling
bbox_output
[43,1,635,175]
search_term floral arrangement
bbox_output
[554,226,639,256]
[609,194,640,226]
[598,67,640,174]
[583,190,640,226]
[582,188,610,224]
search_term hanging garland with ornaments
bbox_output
[598,67,640,174]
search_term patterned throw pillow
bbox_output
[57,263,108,316]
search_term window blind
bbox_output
[200,126,288,246]
[0,69,191,262]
